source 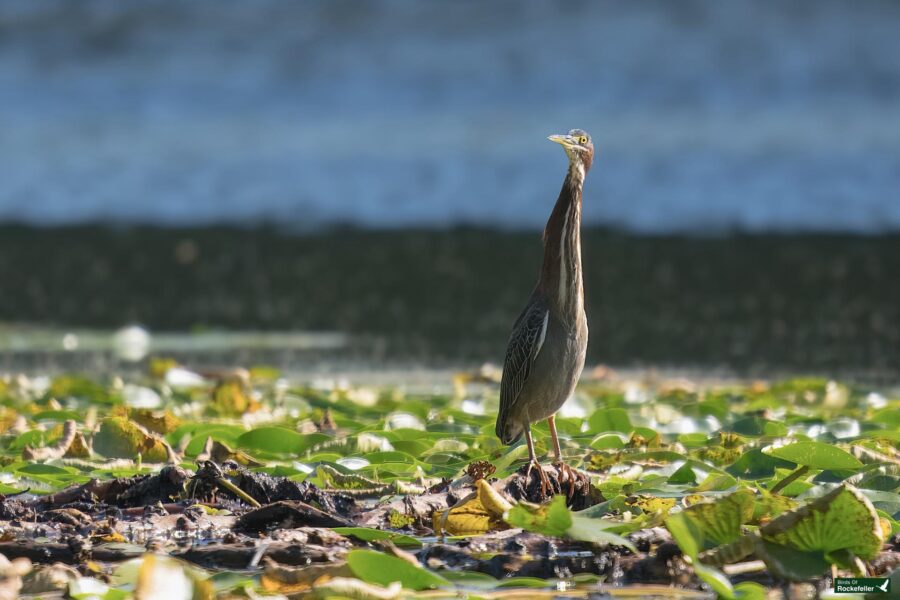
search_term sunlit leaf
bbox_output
[93,417,173,462]
[763,441,863,470]
[437,479,512,536]
[507,496,637,551]
[677,488,754,547]
[236,427,328,455]
[346,549,449,591]
[333,527,422,548]
[505,495,571,537]
[212,380,258,416]
[761,484,883,562]
[587,408,632,434]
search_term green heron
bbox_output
[495,129,593,493]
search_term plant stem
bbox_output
[769,465,809,495]
[215,476,261,508]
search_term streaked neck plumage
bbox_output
[538,160,586,325]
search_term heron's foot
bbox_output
[525,459,552,499]
[553,460,579,498]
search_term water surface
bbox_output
[2,1,900,232]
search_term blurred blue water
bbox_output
[2,1,900,233]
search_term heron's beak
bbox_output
[548,134,575,148]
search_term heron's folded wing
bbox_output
[499,302,549,417]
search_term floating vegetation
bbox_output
[0,366,897,598]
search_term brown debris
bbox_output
[36,465,191,509]
[180,542,344,570]
[357,493,450,532]
[190,461,355,517]
[235,500,355,532]
[421,530,618,580]
[40,508,92,528]
[466,460,496,482]
[317,409,338,433]
[0,499,35,522]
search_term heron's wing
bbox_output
[499,300,549,419]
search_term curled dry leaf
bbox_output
[22,419,78,461]
[261,557,353,594]
[20,563,79,594]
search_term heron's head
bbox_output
[548,129,594,172]
[495,418,525,446]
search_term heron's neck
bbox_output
[539,161,585,321]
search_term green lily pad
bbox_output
[505,494,571,537]
[332,527,422,548]
[763,441,863,470]
[754,540,831,580]
[236,427,329,455]
[588,408,632,434]
[506,495,637,552]
[727,449,795,479]
[346,549,449,591]
[33,410,83,423]
[761,484,883,563]
[676,488,755,547]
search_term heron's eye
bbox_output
[579,136,588,145]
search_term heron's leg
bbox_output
[548,415,578,497]
[547,415,563,461]
[524,426,552,497]
[525,426,538,462]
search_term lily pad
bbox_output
[93,417,173,462]
[507,495,637,552]
[675,488,755,547]
[588,408,632,434]
[332,527,422,548]
[236,427,328,455]
[346,549,449,591]
[763,441,863,470]
[761,484,883,564]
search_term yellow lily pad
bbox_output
[130,409,182,435]
[93,417,173,462]
[212,380,259,415]
[436,479,512,536]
